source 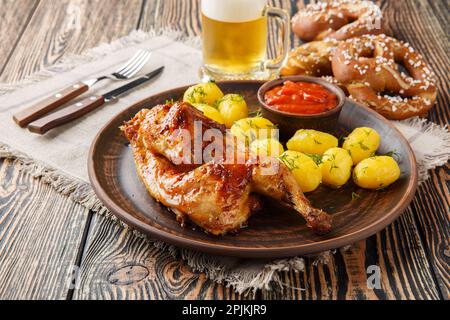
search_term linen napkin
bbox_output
[1,30,449,294]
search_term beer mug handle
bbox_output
[264,7,290,71]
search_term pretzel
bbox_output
[331,35,437,119]
[292,0,385,42]
[321,76,349,95]
[280,39,349,94]
[281,39,339,77]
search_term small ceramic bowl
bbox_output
[257,76,346,141]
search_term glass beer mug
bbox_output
[201,0,290,80]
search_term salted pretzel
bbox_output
[292,0,385,42]
[331,35,437,120]
[281,39,339,76]
[280,39,349,94]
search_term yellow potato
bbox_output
[320,148,353,188]
[183,82,224,105]
[287,130,338,155]
[353,156,401,190]
[279,151,322,193]
[217,94,249,128]
[231,117,278,143]
[343,127,380,165]
[192,104,225,124]
[250,139,285,158]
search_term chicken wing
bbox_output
[122,102,332,235]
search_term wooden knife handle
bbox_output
[27,95,105,134]
[13,82,89,127]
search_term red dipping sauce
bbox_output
[264,81,338,115]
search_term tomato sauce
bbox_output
[264,81,338,115]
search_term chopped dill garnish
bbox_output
[249,109,263,118]
[313,138,323,145]
[329,164,339,173]
[338,135,348,145]
[164,98,175,105]
[279,153,299,171]
[305,153,323,166]
[352,192,362,201]
[384,150,401,161]
[358,141,370,151]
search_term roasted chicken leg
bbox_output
[122,102,332,235]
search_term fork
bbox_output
[13,50,152,127]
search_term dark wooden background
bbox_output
[0,0,448,300]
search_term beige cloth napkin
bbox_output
[1,31,449,294]
[0,36,200,181]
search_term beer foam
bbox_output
[202,0,267,23]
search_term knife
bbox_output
[28,66,164,134]
[13,50,153,128]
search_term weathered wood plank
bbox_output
[72,214,246,300]
[139,0,201,36]
[0,0,144,83]
[0,159,90,299]
[0,0,38,75]
[410,175,450,299]
[0,0,145,299]
[262,208,441,300]
[380,0,450,299]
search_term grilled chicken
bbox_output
[122,102,332,235]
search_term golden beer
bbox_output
[202,14,268,75]
[201,0,289,80]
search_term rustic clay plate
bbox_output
[88,81,418,258]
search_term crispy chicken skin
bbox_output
[122,102,332,235]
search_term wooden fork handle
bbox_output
[28,95,105,134]
[13,82,89,127]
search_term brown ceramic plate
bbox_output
[88,81,418,258]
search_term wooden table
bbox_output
[0,0,448,300]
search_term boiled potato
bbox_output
[231,117,278,143]
[250,139,285,158]
[183,82,224,105]
[353,156,401,190]
[320,148,353,188]
[192,103,225,124]
[343,127,380,165]
[217,94,249,128]
[279,151,322,193]
[287,130,338,155]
